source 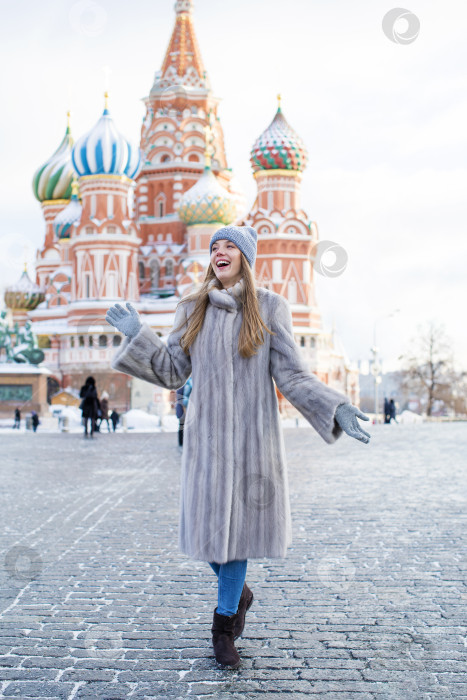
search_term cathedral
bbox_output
[4,0,359,415]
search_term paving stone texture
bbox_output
[0,422,466,699]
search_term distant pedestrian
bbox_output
[175,376,192,449]
[384,397,390,424]
[110,409,119,432]
[99,392,111,432]
[13,407,21,429]
[79,376,99,438]
[389,398,398,424]
[31,411,40,432]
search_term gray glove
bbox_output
[105,302,142,339]
[335,403,371,444]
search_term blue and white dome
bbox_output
[53,180,82,239]
[72,95,141,179]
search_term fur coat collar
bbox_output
[206,276,245,311]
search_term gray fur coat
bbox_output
[111,276,351,564]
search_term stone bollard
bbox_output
[61,416,70,433]
[121,414,128,433]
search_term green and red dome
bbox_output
[250,104,308,173]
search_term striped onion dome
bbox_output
[250,99,308,173]
[4,267,45,311]
[178,163,237,225]
[71,94,141,179]
[53,180,82,239]
[32,115,74,202]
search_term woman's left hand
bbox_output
[335,403,371,444]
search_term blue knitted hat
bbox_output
[209,226,258,268]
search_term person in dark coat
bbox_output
[13,407,21,429]
[110,410,119,432]
[389,398,398,424]
[79,376,99,438]
[31,411,39,432]
[384,397,390,424]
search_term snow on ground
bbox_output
[0,408,429,434]
[398,409,424,424]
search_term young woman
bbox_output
[106,225,370,670]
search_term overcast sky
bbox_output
[1,0,466,371]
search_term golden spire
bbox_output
[66,110,71,130]
[71,177,79,197]
[277,93,282,111]
[104,91,109,110]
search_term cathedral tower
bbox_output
[242,96,322,332]
[135,0,244,297]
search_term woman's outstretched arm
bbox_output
[269,293,352,444]
[108,301,192,390]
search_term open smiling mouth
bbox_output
[216,261,230,269]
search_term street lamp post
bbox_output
[371,310,400,424]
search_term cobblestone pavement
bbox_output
[0,422,466,699]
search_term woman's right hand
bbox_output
[106,302,142,339]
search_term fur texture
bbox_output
[111,278,350,563]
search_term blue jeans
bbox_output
[208,559,248,616]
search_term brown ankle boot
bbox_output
[211,608,241,669]
[233,583,254,640]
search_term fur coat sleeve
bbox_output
[269,293,351,443]
[110,302,192,390]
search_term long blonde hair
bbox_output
[174,253,274,358]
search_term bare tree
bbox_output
[397,320,458,416]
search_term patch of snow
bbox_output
[398,410,423,424]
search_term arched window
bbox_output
[79,336,85,347]
[310,337,316,348]
[155,193,166,217]
[138,261,145,280]
[300,336,305,347]
[150,259,160,291]
[113,335,121,347]
[70,336,75,348]
[98,335,107,347]
[89,336,93,347]
[161,154,170,163]
[165,259,173,277]
[188,153,200,162]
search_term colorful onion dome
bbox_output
[4,266,45,311]
[72,93,141,179]
[53,180,82,239]
[178,163,237,225]
[250,96,308,173]
[32,113,74,202]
